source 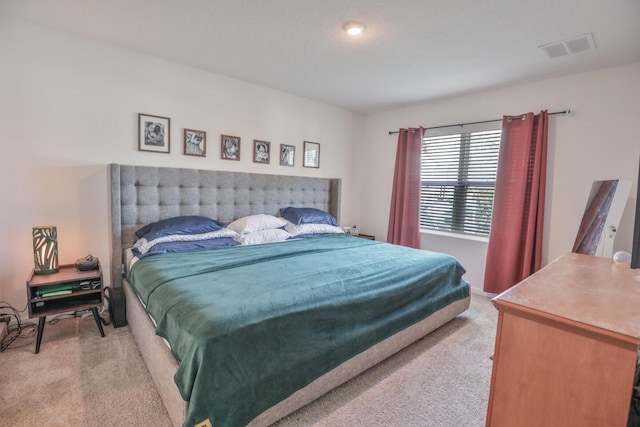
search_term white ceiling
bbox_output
[3,0,640,113]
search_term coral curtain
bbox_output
[387,127,424,248]
[483,111,548,294]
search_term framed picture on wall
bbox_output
[221,134,241,160]
[253,140,270,164]
[183,128,206,157]
[303,141,320,168]
[280,144,295,166]
[138,113,170,153]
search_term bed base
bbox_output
[124,278,470,427]
[112,164,470,426]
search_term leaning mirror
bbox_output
[572,179,631,258]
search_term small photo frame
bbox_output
[221,134,241,160]
[253,140,271,164]
[280,144,295,167]
[303,141,320,168]
[139,113,170,153]
[183,129,206,157]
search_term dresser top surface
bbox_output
[494,252,640,339]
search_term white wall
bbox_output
[0,19,364,308]
[2,18,638,306]
[359,62,640,291]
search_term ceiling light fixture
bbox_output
[343,22,366,36]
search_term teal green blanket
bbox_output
[128,234,469,427]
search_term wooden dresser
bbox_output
[486,253,640,427]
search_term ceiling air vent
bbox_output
[539,33,595,59]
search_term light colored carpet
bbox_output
[0,293,497,426]
[0,315,172,427]
[275,293,497,427]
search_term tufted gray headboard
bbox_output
[109,163,341,288]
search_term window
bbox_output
[420,129,501,237]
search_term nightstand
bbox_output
[26,263,105,354]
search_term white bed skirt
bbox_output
[123,279,470,427]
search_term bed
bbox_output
[109,163,470,427]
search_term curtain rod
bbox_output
[388,109,570,135]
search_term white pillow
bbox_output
[284,222,345,236]
[226,214,287,235]
[238,228,292,245]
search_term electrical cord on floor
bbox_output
[0,301,36,351]
[98,287,114,326]
[99,314,112,326]
[0,287,120,351]
[0,302,105,351]
[48,313,77,325]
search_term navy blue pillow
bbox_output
[133,237,238,258]
[135,215,225,241]
[287,233,335,240]
[279,207,338,226]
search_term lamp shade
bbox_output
[33,226,59,275]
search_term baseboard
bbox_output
[470,286,496,299]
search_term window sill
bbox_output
[420,228,489,243]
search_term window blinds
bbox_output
[420,129,501,236]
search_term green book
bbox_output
[41,289,72,297]
[40,283,74,297]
